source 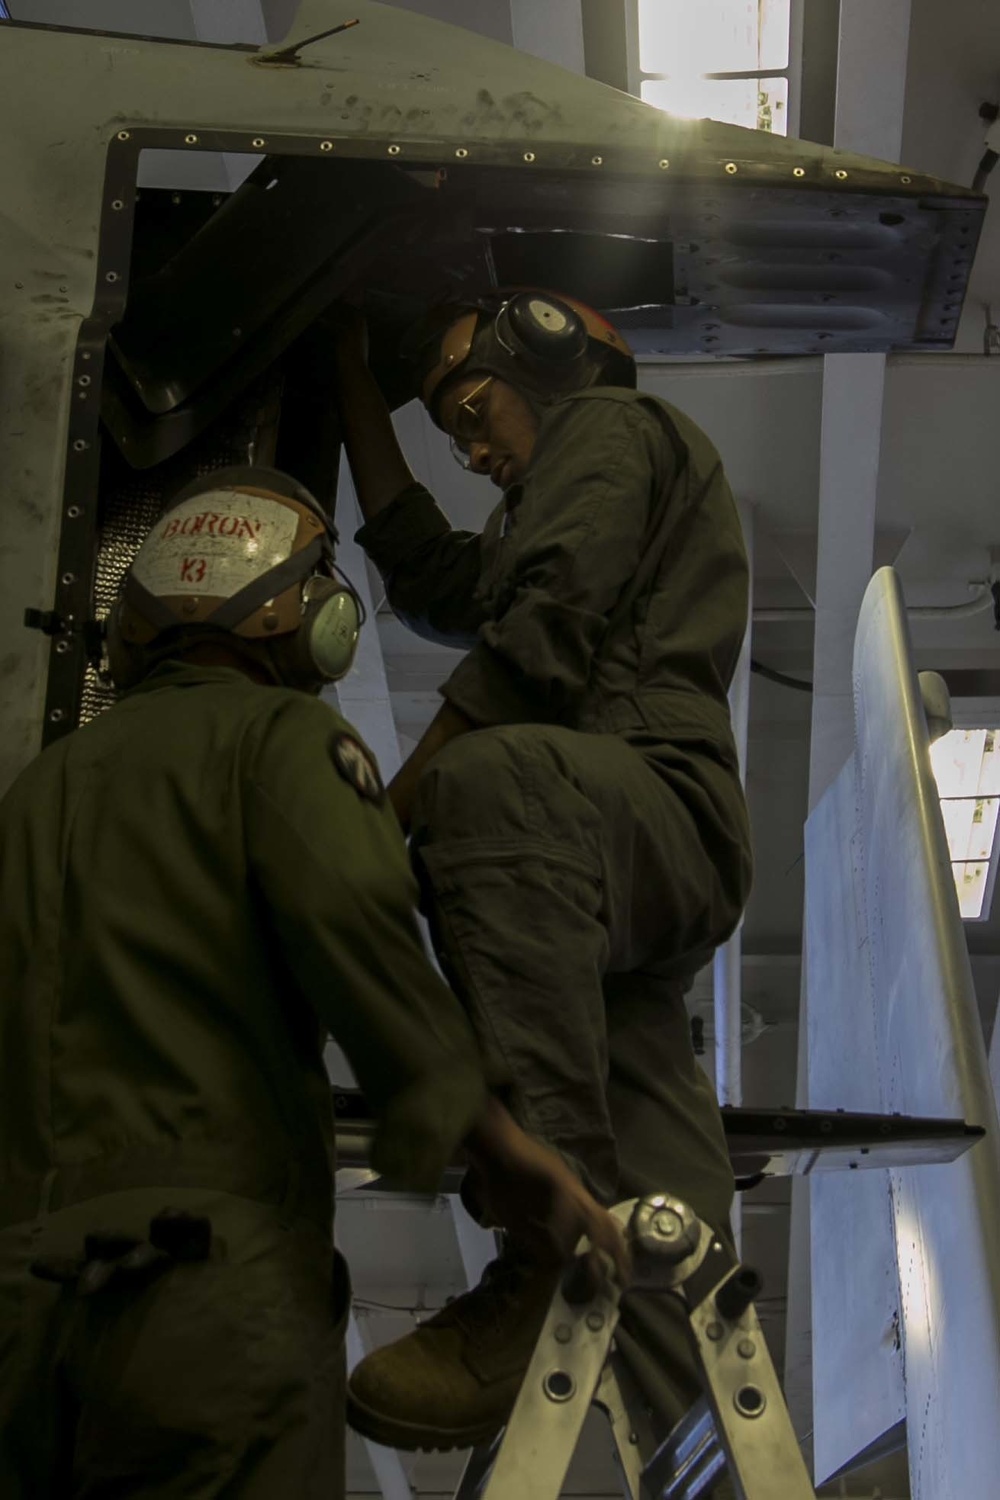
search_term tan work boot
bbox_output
[347,1253,561,1451]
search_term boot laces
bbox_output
[446,1253,535,1338]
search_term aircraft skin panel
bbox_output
[0,7,983,785]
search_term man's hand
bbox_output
[464,1097,630,1289]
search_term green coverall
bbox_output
[357,386,754,1436]
[0,664,491,1498]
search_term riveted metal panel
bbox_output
[0,7,985,786]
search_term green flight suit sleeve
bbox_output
[441,397,675,726]
[356,483,488,647]
[244,693,492,1192]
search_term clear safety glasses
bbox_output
[447,375,494,470]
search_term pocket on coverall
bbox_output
[0,1189,351,1500]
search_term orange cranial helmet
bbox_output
[106,466,363,691]
[415,290,636,427]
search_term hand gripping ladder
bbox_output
[455,1194,816,1500]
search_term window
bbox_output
[930,729,1000,921]
[635,0,793,136]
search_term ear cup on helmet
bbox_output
[307,587,361,682]
[296,576,362,683]
[262,578,360,691]
[496,294,589,365]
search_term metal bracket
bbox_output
[24,608,67,637]
[252,17,360,68]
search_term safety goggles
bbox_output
[447,375,494,470]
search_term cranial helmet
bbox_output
[106,466,363,692]
[414,290,637,428]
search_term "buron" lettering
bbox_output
[161,512,262,542]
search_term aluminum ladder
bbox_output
[455,1193,815,1500]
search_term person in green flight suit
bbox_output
[0,465,626,1500]
[333,292,753,1463]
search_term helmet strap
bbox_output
[207,535,326,631]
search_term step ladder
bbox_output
[454,1193,815,1500]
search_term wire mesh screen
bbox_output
[80,374,280,725]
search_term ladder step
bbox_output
[644,1396,727,1500]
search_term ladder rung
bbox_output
[644,1397,727,1500]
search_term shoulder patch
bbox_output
[331,734,385,804]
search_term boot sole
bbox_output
[346,1389,505,1453]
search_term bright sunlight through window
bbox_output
[930,729,1000,921]
[637,0,792,135]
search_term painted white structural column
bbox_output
[333,467,420,1499]
[327,476,403,780]
[713,500,753,1252]
[804,0,913,805]
[329,468,499,1283]
[320,475,401,1093]
[432,0,595,1297]
[188,0,266,41]
[807,0,914,803]
[806,356,891,804]
[188,0,270,189]
[784,0,913,1446]
[509,0,585,74]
